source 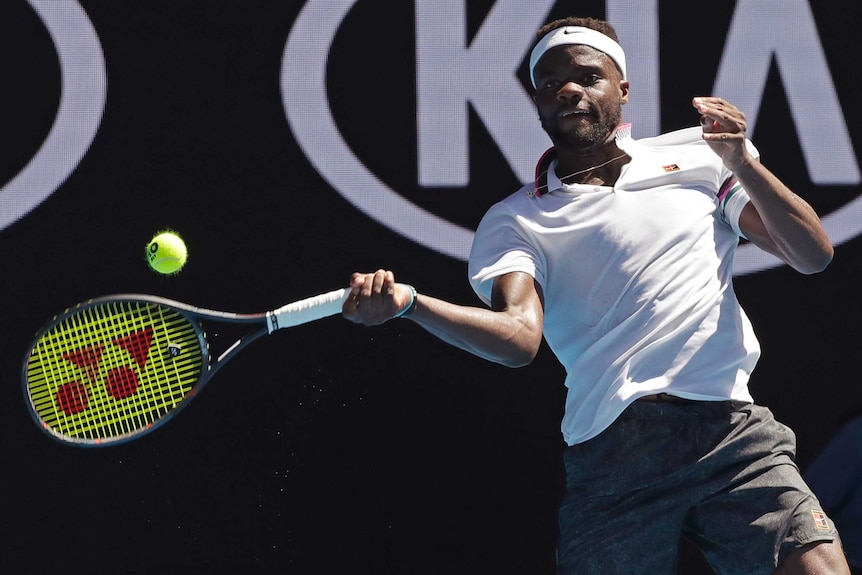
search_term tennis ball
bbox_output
[146,231,188,275]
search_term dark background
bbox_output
[2,1,861,573]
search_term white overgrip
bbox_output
[266,287,349,332]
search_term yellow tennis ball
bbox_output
[146,231,188,275]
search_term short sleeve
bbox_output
[468,202,543,306]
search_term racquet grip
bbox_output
[266,287,349,332]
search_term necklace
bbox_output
[530,151,630,197]
[556,152,628,183]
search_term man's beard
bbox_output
[543,107,622,151]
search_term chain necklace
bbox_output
[556,152,628,183]
[530,151,630,197]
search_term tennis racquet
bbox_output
[22,288,349,447]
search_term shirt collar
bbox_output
[532,124,633,196]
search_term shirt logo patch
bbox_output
[662,163,680,172]
[812,510,830,530]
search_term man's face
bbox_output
[532,44,629,151]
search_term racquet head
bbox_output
[22,296,209,446]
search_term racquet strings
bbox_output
[25,300,204,443]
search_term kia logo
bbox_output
[4,0,859,279]
[281,0,861,276]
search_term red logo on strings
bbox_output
[55,328,154,415]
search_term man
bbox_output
[344,16,849,574]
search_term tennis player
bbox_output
[345,16,848,574]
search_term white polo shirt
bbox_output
[469,125,760,445]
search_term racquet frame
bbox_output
[22,289,348,446]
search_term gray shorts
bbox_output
[557,399,839,575]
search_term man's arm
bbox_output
[343,270,544,368]
[694,96,834,274]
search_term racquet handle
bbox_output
[266,287,350,332]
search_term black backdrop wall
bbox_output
[2,1,861,573]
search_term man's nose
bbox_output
[557,81,585,100]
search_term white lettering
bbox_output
[714,0,859,184]
[608,0,660,138]
[281,0,862,272]
[283,0,475,259]
[415,0,552,185]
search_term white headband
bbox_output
[529,26,627,88]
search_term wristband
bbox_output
[395,284,417,318]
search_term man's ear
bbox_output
[620,80,630,105]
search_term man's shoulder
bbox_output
[623,126,727,169]
[625,125,759,167]
[497,181,538,205]
[633,126,705,149]
[477,183,540,227]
